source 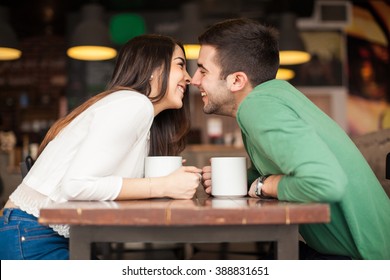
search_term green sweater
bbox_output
[237,79,390,259]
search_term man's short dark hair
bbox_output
[198,18,280,85]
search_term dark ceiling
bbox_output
[2,0,318,39]
[2,0,389,41]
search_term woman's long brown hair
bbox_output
[38,34,190,157]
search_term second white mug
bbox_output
[211,157,247,197]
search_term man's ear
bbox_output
[227,72,249,92]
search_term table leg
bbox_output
[68,224,300,260]
[275,225,299,260]
[69,226,92,260]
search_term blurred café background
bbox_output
[1,0,389,206]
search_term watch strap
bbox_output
[255,175,272,199]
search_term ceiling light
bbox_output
[279,13,311,65]
[179,3,204,60]
[183,44,200,60]
[276,68,295,80]
[110,13,146,45]
[0,6,22,60]
[67,4,117,61]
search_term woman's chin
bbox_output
[174,100,183,109]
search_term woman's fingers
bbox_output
[181,165,202,173]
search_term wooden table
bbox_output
[39,197,329,260]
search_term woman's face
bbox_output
[151,45,191,115]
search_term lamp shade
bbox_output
[0,6,22,60]
[67,4,117,61]
[279,13,310,65]
[183,44,201,60]
[110,13,146,45]
[178,3,203,60]
[276,68,295,80]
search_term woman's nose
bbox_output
[185,71,191,85]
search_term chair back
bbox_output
[352,129,390,198]
[20,156,34,179]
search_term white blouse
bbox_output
[10,90,154,237]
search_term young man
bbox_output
[193,18,390,260]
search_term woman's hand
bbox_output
[161,166,202,199]
[201,166,212,194]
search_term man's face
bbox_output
[191,45,235,116]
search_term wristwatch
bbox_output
[255,175,271,199]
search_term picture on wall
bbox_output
[346,35,389,135]
[347,36,388,100]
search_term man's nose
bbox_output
[191,71,200,86]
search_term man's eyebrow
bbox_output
[197,63,208,72]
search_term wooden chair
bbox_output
[19,156,34,178]
[352,128,390,198]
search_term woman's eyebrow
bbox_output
[174,56,186,65]
[174,57,185,62]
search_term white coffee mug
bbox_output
[211,157,247,197]
[144,156,182,178]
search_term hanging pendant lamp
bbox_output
[0,6,22,61]
[279,13,311,65]
[67,3,117,61]
[179,2,203,60]
[276,68,295,80]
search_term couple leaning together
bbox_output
[1,18,389,260]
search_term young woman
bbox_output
[0,34,202,260]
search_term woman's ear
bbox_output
[149,68,163,99]
[226,72,249,92]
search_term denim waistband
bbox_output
[2,208,37,224]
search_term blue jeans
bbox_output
[0,208,69,260]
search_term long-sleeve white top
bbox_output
[9,90,154,237]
